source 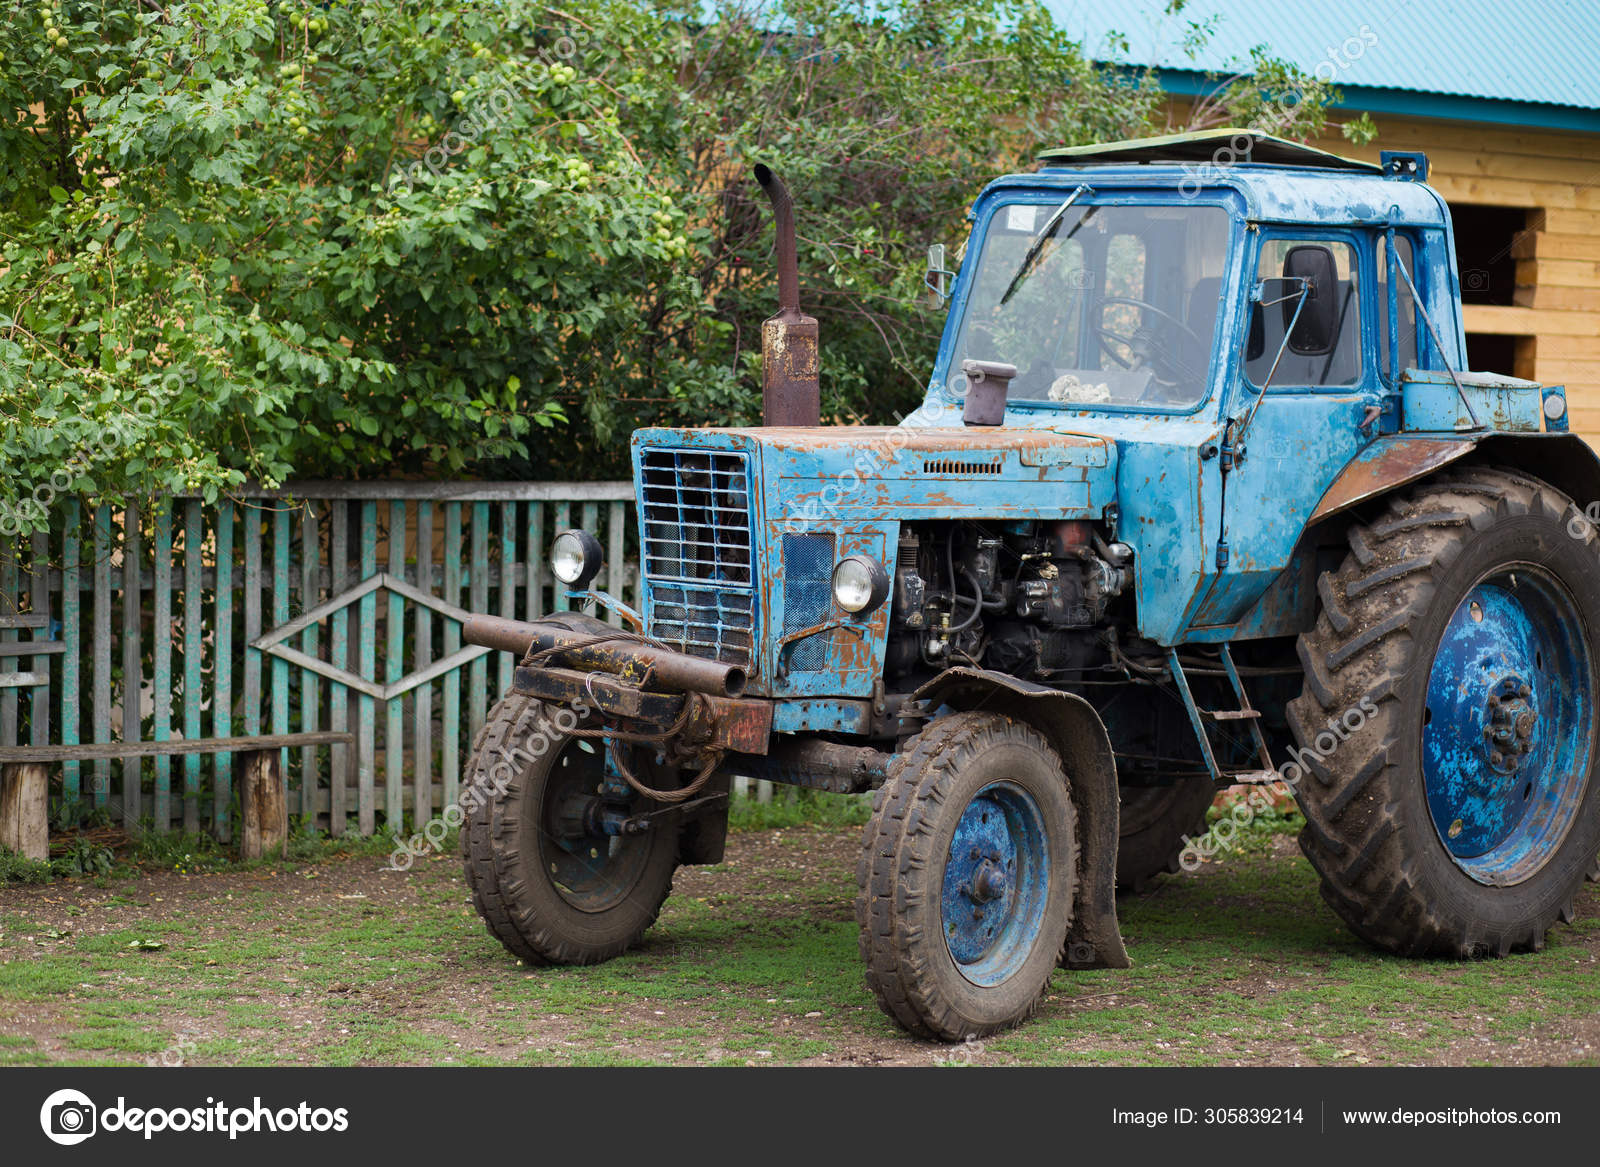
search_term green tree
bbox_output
[0,0,1350,524]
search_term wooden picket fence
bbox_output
[0,482,638,839]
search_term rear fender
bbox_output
[912,667,1130,970]
[1307,432,1600,527]
[1235,433,1600,641]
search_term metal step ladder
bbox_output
[1165,644,1279,784]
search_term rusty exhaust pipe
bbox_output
[753,164,820,427]
[464,615,747,698]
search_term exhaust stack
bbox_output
[754,165,820,427]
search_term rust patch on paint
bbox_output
[1308,438,1475,525]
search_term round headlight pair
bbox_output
[551,529,604,588]
[832,554,890,614]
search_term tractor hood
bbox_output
[630,426,1117,524]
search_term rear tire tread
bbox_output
[1292,465,1596,958]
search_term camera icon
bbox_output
[1260,437,1293,461]
[40,1088,97,1145]
[1463,267,1491,292]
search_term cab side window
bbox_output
[1246,238,1362,388]
[1376,233,1419,381]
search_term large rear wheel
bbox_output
[1291,466,1600,956]
[1116,775,1216,893]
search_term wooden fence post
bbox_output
[238,749,287,861]
[0,763,48,861]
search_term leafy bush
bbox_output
[0,845,55,884]
[51,835,115,878]
[0,0,1352,514]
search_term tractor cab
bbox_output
[913,129,1571,645]
[922,130,1475,430]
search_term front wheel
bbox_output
[1291,466,1600,957]
[856,712,1078,1040]
[461,696,678,965]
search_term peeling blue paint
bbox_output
[1422,568,1594,885]
[940,780,1051,986]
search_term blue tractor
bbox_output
[459,131,1600,1040]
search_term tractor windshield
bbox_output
[949,201,1232,410]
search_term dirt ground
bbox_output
[2,825,1597,1067]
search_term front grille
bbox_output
[640,449,754,585]
[640,448,757,666]
[649,586,756,666]
[782,533,834,672]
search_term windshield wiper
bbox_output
[999,184,1092,306]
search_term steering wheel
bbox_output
[1093,296,1204,386]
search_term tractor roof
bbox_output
[1014,128,1447,227]
[1037,128,1382,173]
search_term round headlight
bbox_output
[831,554,890,615]
[551,529,604,587]
[1544,392,1567,421]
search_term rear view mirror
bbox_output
[925,243,956,302]
[1282,244,1338,355]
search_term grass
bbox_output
[1,822,405,889]
[2,801,1596,1067]
[727,787,873,831]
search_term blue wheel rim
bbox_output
[940,781,1051,986]
[1422,565,1594,885]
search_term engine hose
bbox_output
[942,535,988,634]
[950,568,985,633]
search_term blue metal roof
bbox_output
[1044,0,1600,130]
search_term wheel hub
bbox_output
[940,782,1050,985]
[1423,569,1594,885]
[1481,676,1537,772]
[969,858,1008,903]
[538,742,653,912]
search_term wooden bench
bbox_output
[0,731,354,862]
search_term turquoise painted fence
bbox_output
[0,482,637,838]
